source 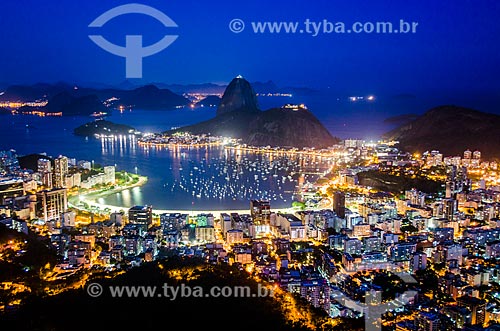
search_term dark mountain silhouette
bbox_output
[157,82,226,94]
[17,154,53,171]
[168,77,339,149]
[0,258,313,331]
[0,82,71,101]
[382,105,500,159]
[153,80,310,95]
[74,120,136,137]
[283,86,320,96]
[0,83,190,113]
[45,92,107,116]
[245,106,339,148]
[196,95,221,108]
[0,80,319,112]
[216,76,259,116]
[115,85,190,110]
[115,79,140,90]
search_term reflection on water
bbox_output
[98,137,333,210]
[1,96,427,210]
[101,134,138,158]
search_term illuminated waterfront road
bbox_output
[71,193,297,217]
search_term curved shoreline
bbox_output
[84,175,148,199]
[69,174,297,216]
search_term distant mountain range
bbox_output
[382,105,500,159]
[0,83,191,115]
[168,76,339,149]
[117,79,317,95]
[43,92,107,116]
[0,80,317,116]
[0,80,316,99]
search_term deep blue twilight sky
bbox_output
[1,0,500,95]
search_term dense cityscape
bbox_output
[2,1,500,330]
[2,132,500,330]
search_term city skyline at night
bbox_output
[1,1,500,331]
